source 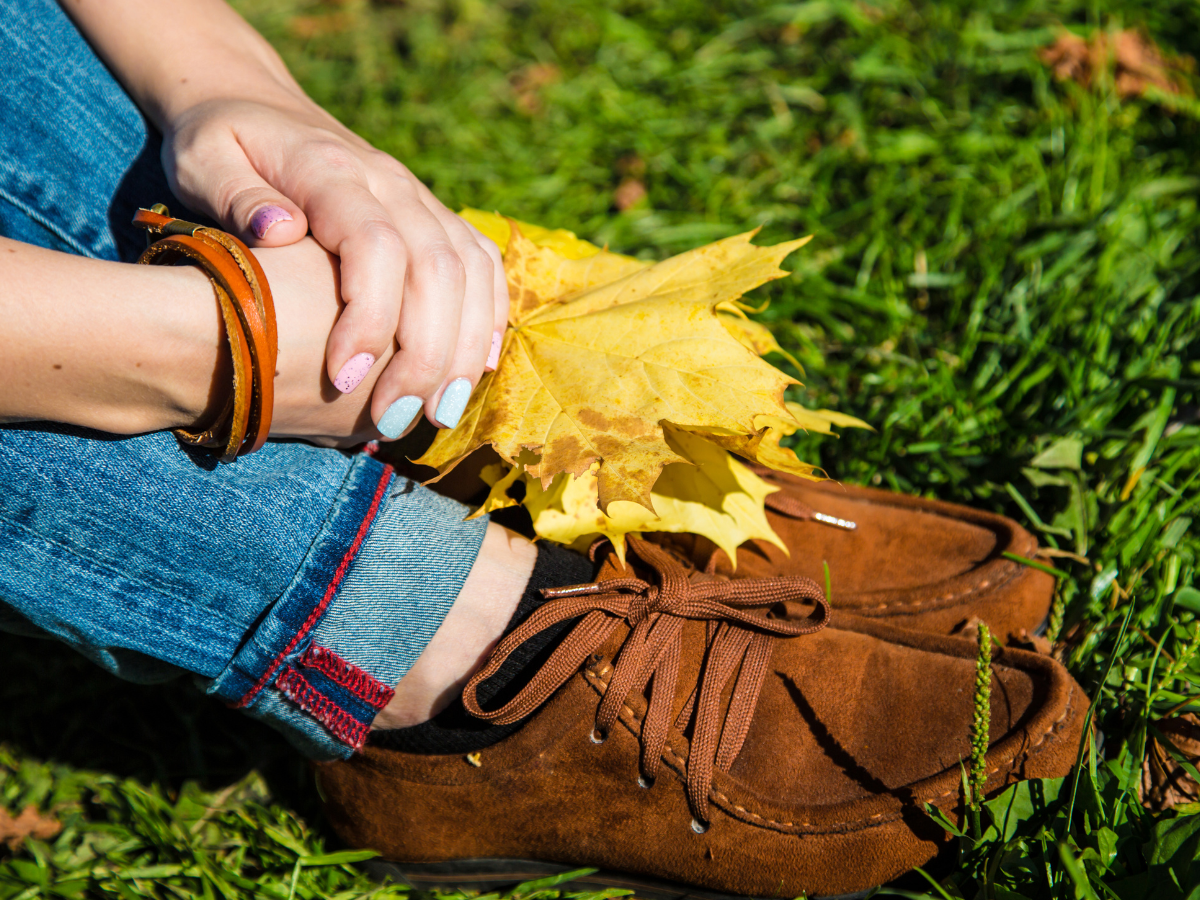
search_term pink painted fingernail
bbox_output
[333,352,375,393]
[485,331,503,371]
[251,205,293,239]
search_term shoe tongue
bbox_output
[593,549,629,582]
[592,538,716,585]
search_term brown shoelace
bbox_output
[462,537,830,827]
[764,489,857,531]
[748,463,857,531]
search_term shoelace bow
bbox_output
[461,537,830,827]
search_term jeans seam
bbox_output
[233,464,393,709]
[276,665,371,750]
[301,644,395,709]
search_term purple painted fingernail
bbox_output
[485,331,503,371]
[250,205,293,239]
[333,352,375,394]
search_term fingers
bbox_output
[458,217,510,369]
[424,214,498,419]
[297,171,416,400]
[408,178,510,343]
[172,116,510,440]
[366,181,499,435]
[167,122,309,246]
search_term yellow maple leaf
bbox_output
[679,420,822,481]
[472,459,524,518]
[417,225,812,512]
[716,302,804,373]
[463,208,808,373]
[685,401,871,482]
[461,208,649,320]
[451,210,872,561]
[784,400,873,436]
[460,208,613,261]
[511,429,784,566]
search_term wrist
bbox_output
[103,262,230,435]
[257,241,392,447]
[152,265,234,432]
[157,72,306,137]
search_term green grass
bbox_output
[4,0,1199,897]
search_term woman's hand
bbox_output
[166,97,508,438]
[256,238,397,447]
[63,0,507,439]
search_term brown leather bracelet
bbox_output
[133,205,278,461]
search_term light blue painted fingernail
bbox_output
[434,377,472,429]
[377,395,423,439]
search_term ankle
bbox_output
[372,522,537,730]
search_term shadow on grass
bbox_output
[0,631,326,826]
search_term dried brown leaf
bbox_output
[1142,713,1200,812]
[1041,30,1193,100]
[0,805,61,850]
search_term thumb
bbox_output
[170,137,309,247]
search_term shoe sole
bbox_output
[364,858,874,900]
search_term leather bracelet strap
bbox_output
[132,206,278,461]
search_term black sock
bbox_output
[371,542,596,754]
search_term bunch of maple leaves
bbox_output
[417,210,867,565]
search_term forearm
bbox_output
[60,0,307,128]
[0,237,223,433]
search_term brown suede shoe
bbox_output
[652,470,1055,640]
[317,539,1085,899]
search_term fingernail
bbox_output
[333,352,375,394]
[377,395,423,439]
[251,205,293,239]
[485,331,503,371]
[434,377,472,429]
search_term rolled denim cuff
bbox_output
[209,460,488,759]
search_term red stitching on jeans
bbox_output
[300,644,395,709]
[236,466,393,709]
[277,666,370,750]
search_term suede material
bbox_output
[656,474,1055,639]
[317,587,1085,897]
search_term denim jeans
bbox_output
[0,0,488,760]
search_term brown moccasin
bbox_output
[317,538,1085,899]
[651,469,1055,640]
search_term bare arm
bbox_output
[0,237,222,433]
[59,0,303,129]
[1,235,391,445]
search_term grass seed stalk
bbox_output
[969,623,993,836]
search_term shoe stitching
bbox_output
[583,666,1078,834]
[722,538,1038,614]
[926,680,1078,803]
[847,560,1022,612]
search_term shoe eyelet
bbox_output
[690,818,708,834]
[637,775,654,789]
[589,728,607,745]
